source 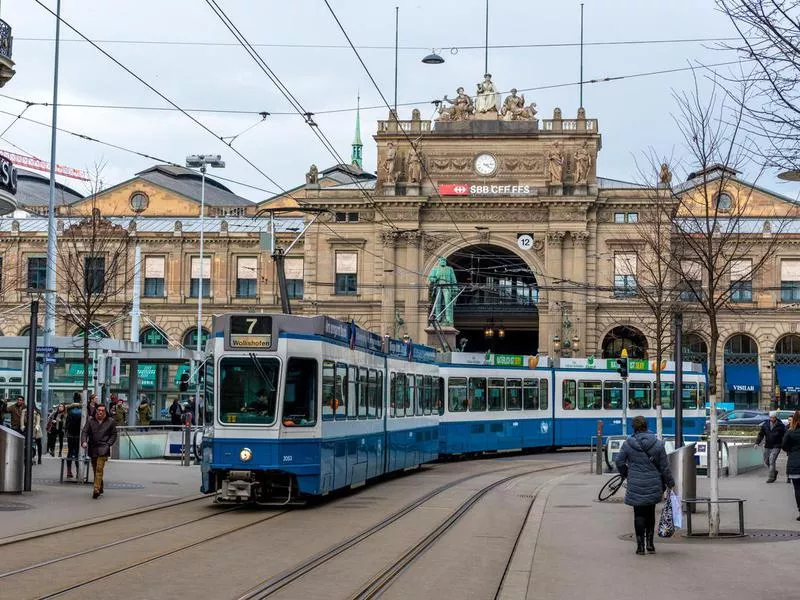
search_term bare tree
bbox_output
[717,1,800,173]
[664,79,794,535]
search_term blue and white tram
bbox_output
[553,362,707,446]
[200,313,440,504]
[439,357,552,455]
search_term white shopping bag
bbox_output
[670,491,683,529]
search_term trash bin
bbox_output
[668,442,697,513]
[0,425,24,493]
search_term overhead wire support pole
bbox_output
[394,6,398,116]
[580,3,584,108]
[42,0,62,433]
[484,0,489,74]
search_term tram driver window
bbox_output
[562,380,576,410]
[282,357,317,427]
[577,381,602,410]
[218,356,279,425]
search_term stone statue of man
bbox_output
[428,256,458,327]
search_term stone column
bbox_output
[380,231,398,337]
[545,231,565,354]
[570,231,590,356]
[403,231,423,340]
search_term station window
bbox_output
[348,366,358,418]
[335,212,359,223]
[507,379,522,410]
[190,256,212,298]
[144,256,165,297]
[448,377,467,412]
[614,213,625,223]
[577,381,602,410]
[285,257,304,300]
[629,381,651,409]
[28,257,47,290]
[539,379,548,410]
[236,257,258,298]
[562,379,576,410]
[322,360,336,418]
[469,377,487,411]
[488,378,505,411]
[359,367,369,417]
[335,252,358,295]
[660,382,675,410]
[603,381,623,410]
[282,357,317,427]
[523,378,539,410]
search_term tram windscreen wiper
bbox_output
[249,352,276,392]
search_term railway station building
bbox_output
[2,80,800,411]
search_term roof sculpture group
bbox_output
[437,74,537,122]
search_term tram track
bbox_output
[238,461,580,600]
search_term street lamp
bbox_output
[185,154,224,427]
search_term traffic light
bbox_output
[179,372,190,392]
[616,357,628,379]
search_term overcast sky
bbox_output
[2,0,796,201]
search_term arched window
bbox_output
[682,333,708,365]
[776,334,800,356]
[724,334,758,356]
[601,325,648,359]
[183,328,209,349]
[19,326,30,336]
[140,327,169,348]
[73,323,110,340]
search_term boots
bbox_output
[646,530,656,553]
[635,535,645,555]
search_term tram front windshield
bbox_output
[218,356,279,425]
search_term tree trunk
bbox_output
[707,323,720,537]
[78,331,90,473]
[655,349,663,440]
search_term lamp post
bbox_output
[185,154,224,427]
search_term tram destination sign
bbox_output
[438,183,535,197]
[229,315,272,348]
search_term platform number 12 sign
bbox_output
[517,234,534,251]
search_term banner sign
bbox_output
[438,183,534,197]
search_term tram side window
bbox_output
[204,363,215,424]
[415,375,424,416]
[507,379,522,410]
[335,363,348,419]
[423,375,432,415]
[523,378,539,410]
[377,371,384,418]
[322,360,337,418]
[359,368,369,417]
[347,366,358,418]
[577,381,602,410]
[660,382,675,410]
[469,377,487,411]
[488,378,505,411]
[603,381,623,410]
[367,370,378,418]
[562,380,576,410]
[437,377,445,415]
[448,377,467,412]
[391,372,406,417]
[282,358,318,427]
[405,374,415,417]
[681,382,699,410]
[629,381,651,409]
[219,356,279,425]
[699,381,706,409]
[539,379,548,410]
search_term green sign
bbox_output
[491,354,525,367]
[628,359,649,371]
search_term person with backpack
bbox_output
[47,403,68,457]
[756,411,786,483]
[615,415,675,555]
[782,410,800,521]
[65,397,83,479]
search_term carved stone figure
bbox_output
[428,257,458,327]
[407,150,423,183]
[501,88,536,121]
[411,108,421,120]
[553,107,562,120]
[573,142,591,185]
[383,142,398,183]
[305,163,319,185]
[475,74,500,114]
[577,107,586,119]
[548,143,564,184]
[659,163,672,186]
[437,87,474,121]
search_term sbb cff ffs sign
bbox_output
[438,183,533,196]
[0,155,18,195]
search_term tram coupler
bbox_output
[215,470,258,503]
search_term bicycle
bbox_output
[598,473,626,502]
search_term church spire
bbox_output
[351,94,363,168]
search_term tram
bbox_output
[200,313,440,504]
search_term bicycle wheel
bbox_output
[598,474,624,502]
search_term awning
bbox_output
[776,363,800,393]
[725,363,760,392]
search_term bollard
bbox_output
[595,420,604,475]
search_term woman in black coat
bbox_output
[615,415,675,555]
[782,410,800,521]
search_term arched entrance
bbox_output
[724,333,759,409]
[444,244,538,354]
[682,333,708,367]
[601,326,648,359]
[775,334,800,409]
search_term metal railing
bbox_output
[0,20,12,61]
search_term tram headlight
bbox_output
[239,447,253,462]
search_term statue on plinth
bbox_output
[428,256,458,327]
[475,73,500,114]
[407,150,423,184]
[659,163,673,186]
[573,142,591,185]
[305,164,319,184]
[501,88,537,121]
[548,142,564,185]
[383,142,398,184]
[437,87,474,121]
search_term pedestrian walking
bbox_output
[138,397,152,427]
[65,404,82,479]
[782,410,800,521]
[22,407,43,465]
[9,396,25,433]
[47,403,68,456]
[614,415,675,555]
[87,394,99,419]
[169,397,183,428]
[756,410,786,483]
[113,397,128,427]
[81,404,117,499]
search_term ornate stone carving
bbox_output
[553,107,562,120]
[547,143,564,184]
[476,229,490,244]
[436,87,474,121]
[380,230,399,247]
[305,164,319,185]
[546,231,565,246]
[659,163,672,186]
[577,107,586,119]
[533,238,545,256]
[573,141,591,185]
[475,74,500,114]
[422,233,457,260]
[382,142,398,184]
[407,148,423,184]
[521,156,544,173]
[501,88,537,121]
[571,231,590,247]
[399,230,422,247]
